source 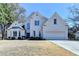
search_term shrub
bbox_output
[68,32,75,40]
[18,37,21,40]
[11,37,15,40]
[29,37,45,40]
[22,36,25,40]
[7,37,11,40]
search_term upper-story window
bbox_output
[27,23,30,29]
[54,19,57,24]
[35,20,39,26]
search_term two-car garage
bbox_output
[42,12,68,40]
[43,30,68,40]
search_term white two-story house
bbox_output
[25,12,48,38]
[25,12,68,40]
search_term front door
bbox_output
[27,33,30,38]
[13,31,17,38]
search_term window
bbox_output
[33,31,35,37]
[19,31,20,37]
[27,23,30,29]
[13,31,17,37]
[54,19,57,24]
[35,20,39,26]
[39,31,41,37]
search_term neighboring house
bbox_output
[25,12,68,39]
[7,21,25,39]
[25,12,48,38]
[43,12,68,39]
[75,31,79,39]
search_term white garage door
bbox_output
[43,31,66,39]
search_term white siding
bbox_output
[43,13,68,39]
[25,12,68,40]
[7,28,25,39]
[30,16,42,37]
[25,18,30,33]
[29,12,47,37]
[7,21,25,39]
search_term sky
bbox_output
[20,3,79,27]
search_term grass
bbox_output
[0,40,76,56]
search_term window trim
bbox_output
[35,20,39,26]
[33,31,35,37]
[54,19,57,24]
[27,23,30,29]
[13,31,17,37]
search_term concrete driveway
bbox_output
[51,40,79,55]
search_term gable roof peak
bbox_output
[50,12,61,19]
[53,12,59,16]
[32,11,39,15]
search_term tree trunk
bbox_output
[1,24,4,40]
[1,24,6,40]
